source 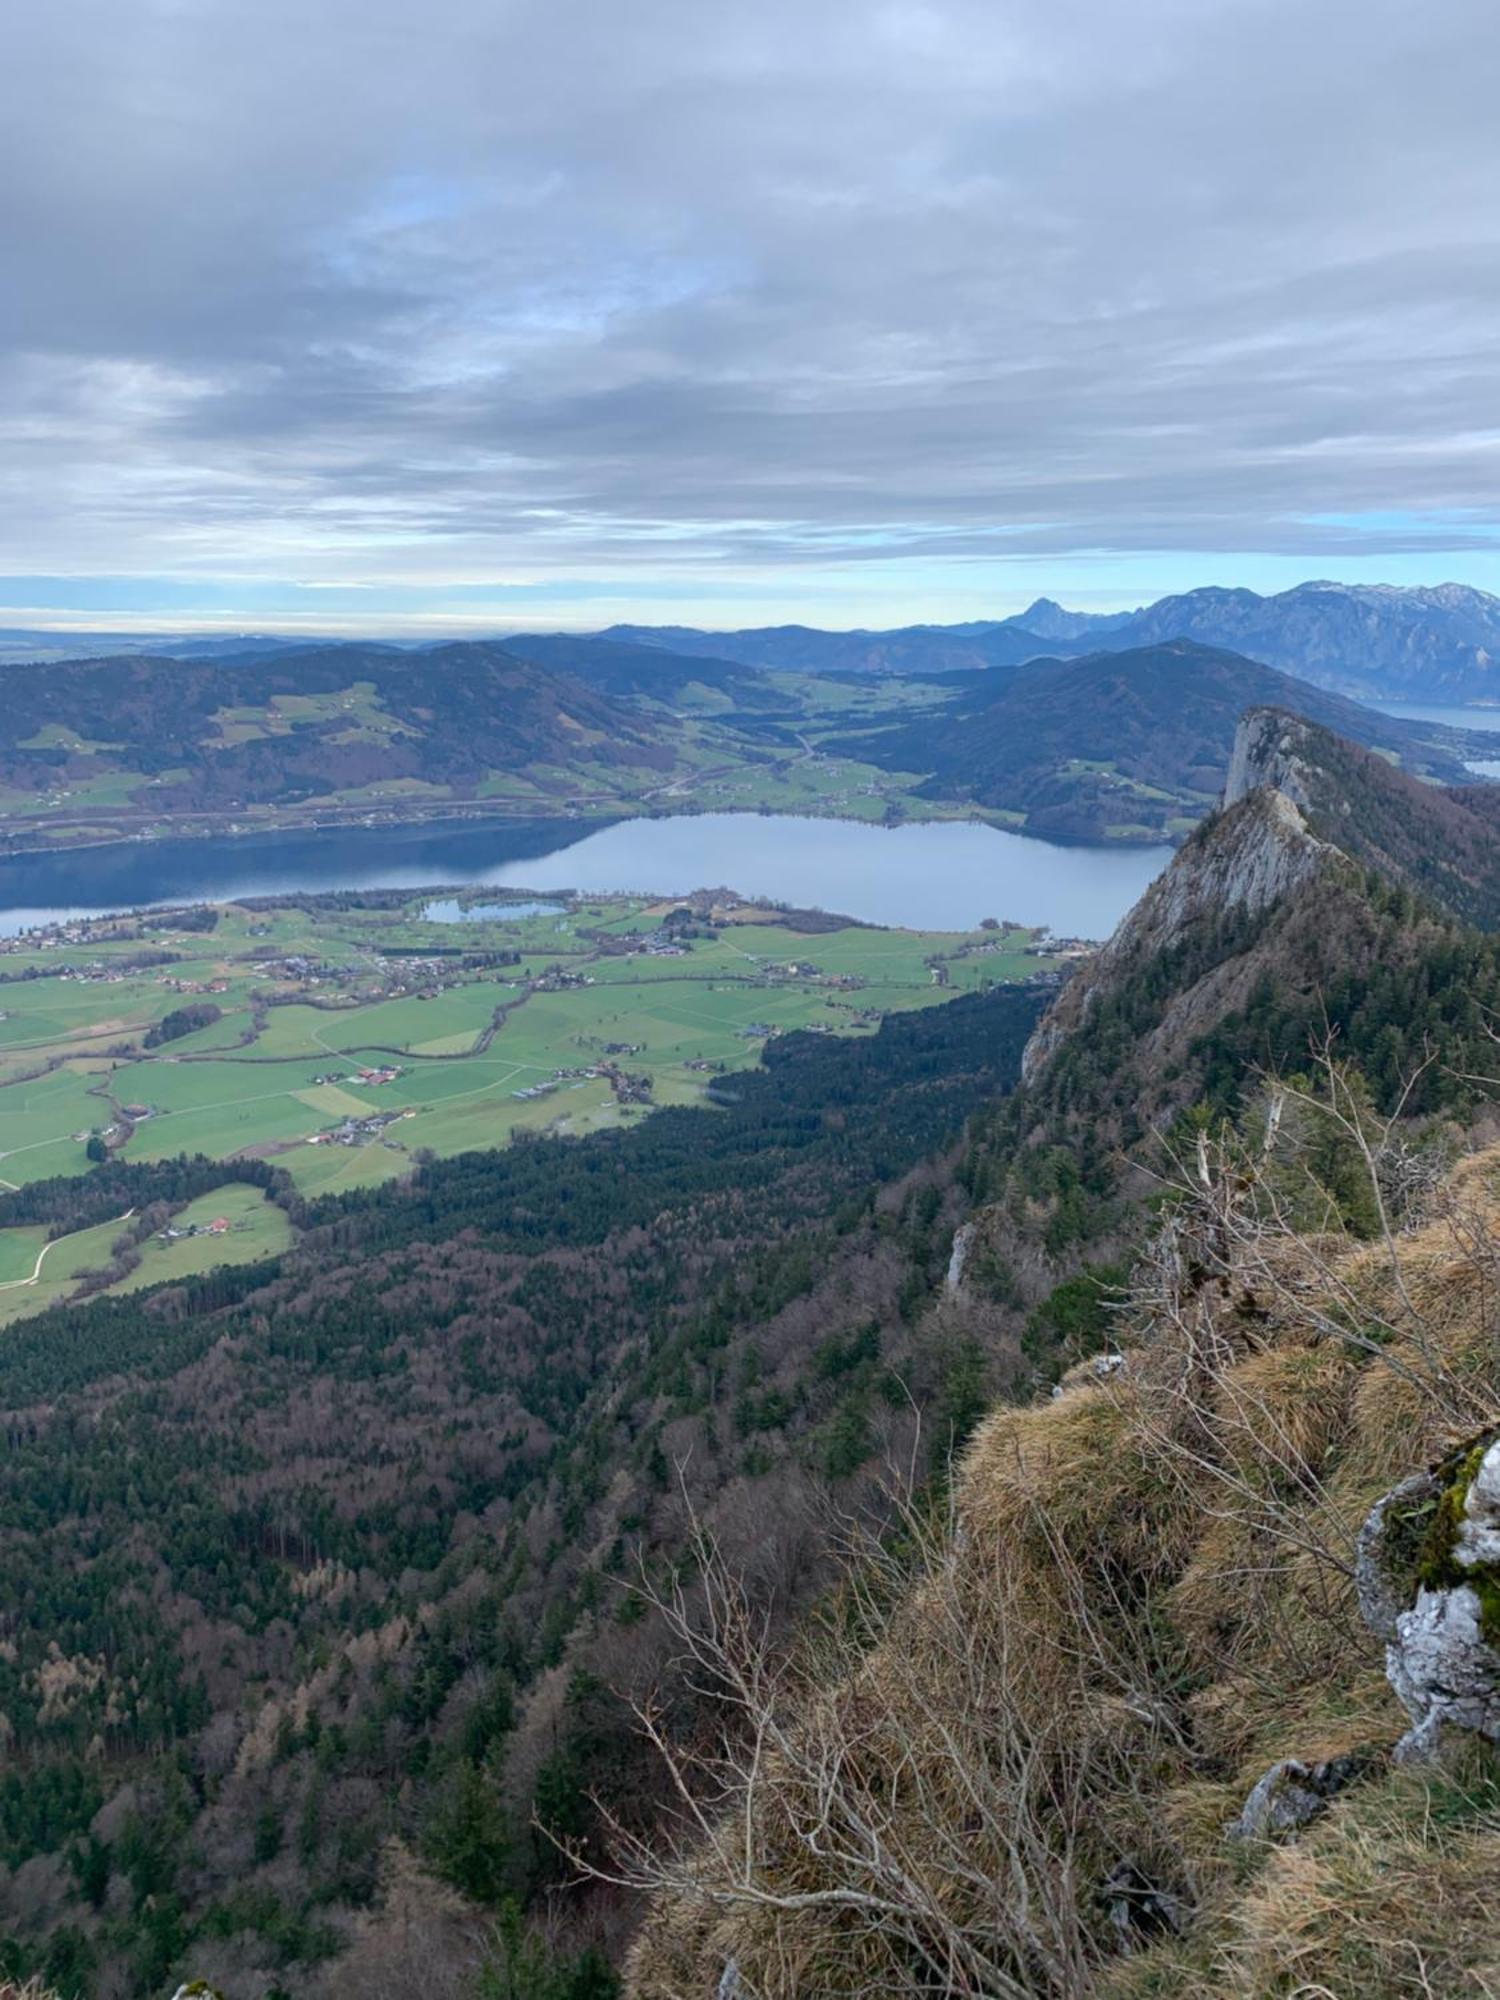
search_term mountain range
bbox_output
[598,579,1500,700]
[5,580,1500,705]
[2,624,1494,854]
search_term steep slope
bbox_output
[946,708,1500,1370]
[1225,708,1500,928]
[1027,707,1500,1084]
[627,1147,1500,2000]
[624,712,1500,2000]
[1005,709,1500,1185]
[828,641,1486,841]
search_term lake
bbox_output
[0,811,1172,939]
[1377,700,1500,732]
[1375,701,1500,779]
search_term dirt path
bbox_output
[0,1208,134,1293]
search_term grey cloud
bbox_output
[1,0,1498,595]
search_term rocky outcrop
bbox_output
[944,1220,975,1294]
[1357,1435,1500,1764]
[1387,1586,1500,1764]
[1221,707,1321,812]
[1228,1753,1370,1842]
[1022,771,1334,1081]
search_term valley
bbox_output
[0,884,1063,1323]
[8,2,1498,1990]
[3,612,1493,865]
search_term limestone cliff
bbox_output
[1024,702,1500,1092]
[1022,773,1338,1083]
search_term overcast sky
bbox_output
[3,0,1498,632]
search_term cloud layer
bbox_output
[4,0,1499,623]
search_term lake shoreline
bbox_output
[0,809,1174,941]
[0,791,1190,870]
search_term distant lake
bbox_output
[1376,700,1500,732]
[0,812,1172,939]
[1374,701,1500,779]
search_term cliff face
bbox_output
[1025,701,1500,1091]
[1221,705,1322,811]
[1022,771,1337,1082]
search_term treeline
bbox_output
[304,987,1042,1259]
[0,1155,289,1240]
[142,1001,222,1048]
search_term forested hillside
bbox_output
[0,986,1043,1997]
[829,642,1487,841]
[0,642,727,832]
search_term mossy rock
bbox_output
[1414,1436,1500,1646]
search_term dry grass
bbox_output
[621,1131,1500,1999]
[1102,1755,1500,1999]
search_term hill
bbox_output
[496,631,786,711]
[0,640,743,838]
[598,619,1077,677]
[827,640,1486,841]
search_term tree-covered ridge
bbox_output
[826,643,1486,841]
[1229,706,1500,930]
[0,640,728,831]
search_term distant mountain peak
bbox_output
[1003,597,1138,642]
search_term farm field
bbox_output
[0,1178,294,1326]
[0,1213,137,1327]
[109,1183,293,1293]
[0,888,1062,1213]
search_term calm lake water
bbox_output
[1377,700,1500,732]
[1375,701,1500,779]
[0,812,1171,939]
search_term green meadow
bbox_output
[0,892,1058,1247]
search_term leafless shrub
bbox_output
[573,1461,1194,2000]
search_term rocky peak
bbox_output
[1022,753,1334,1081]
[1222,706,1321,811]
